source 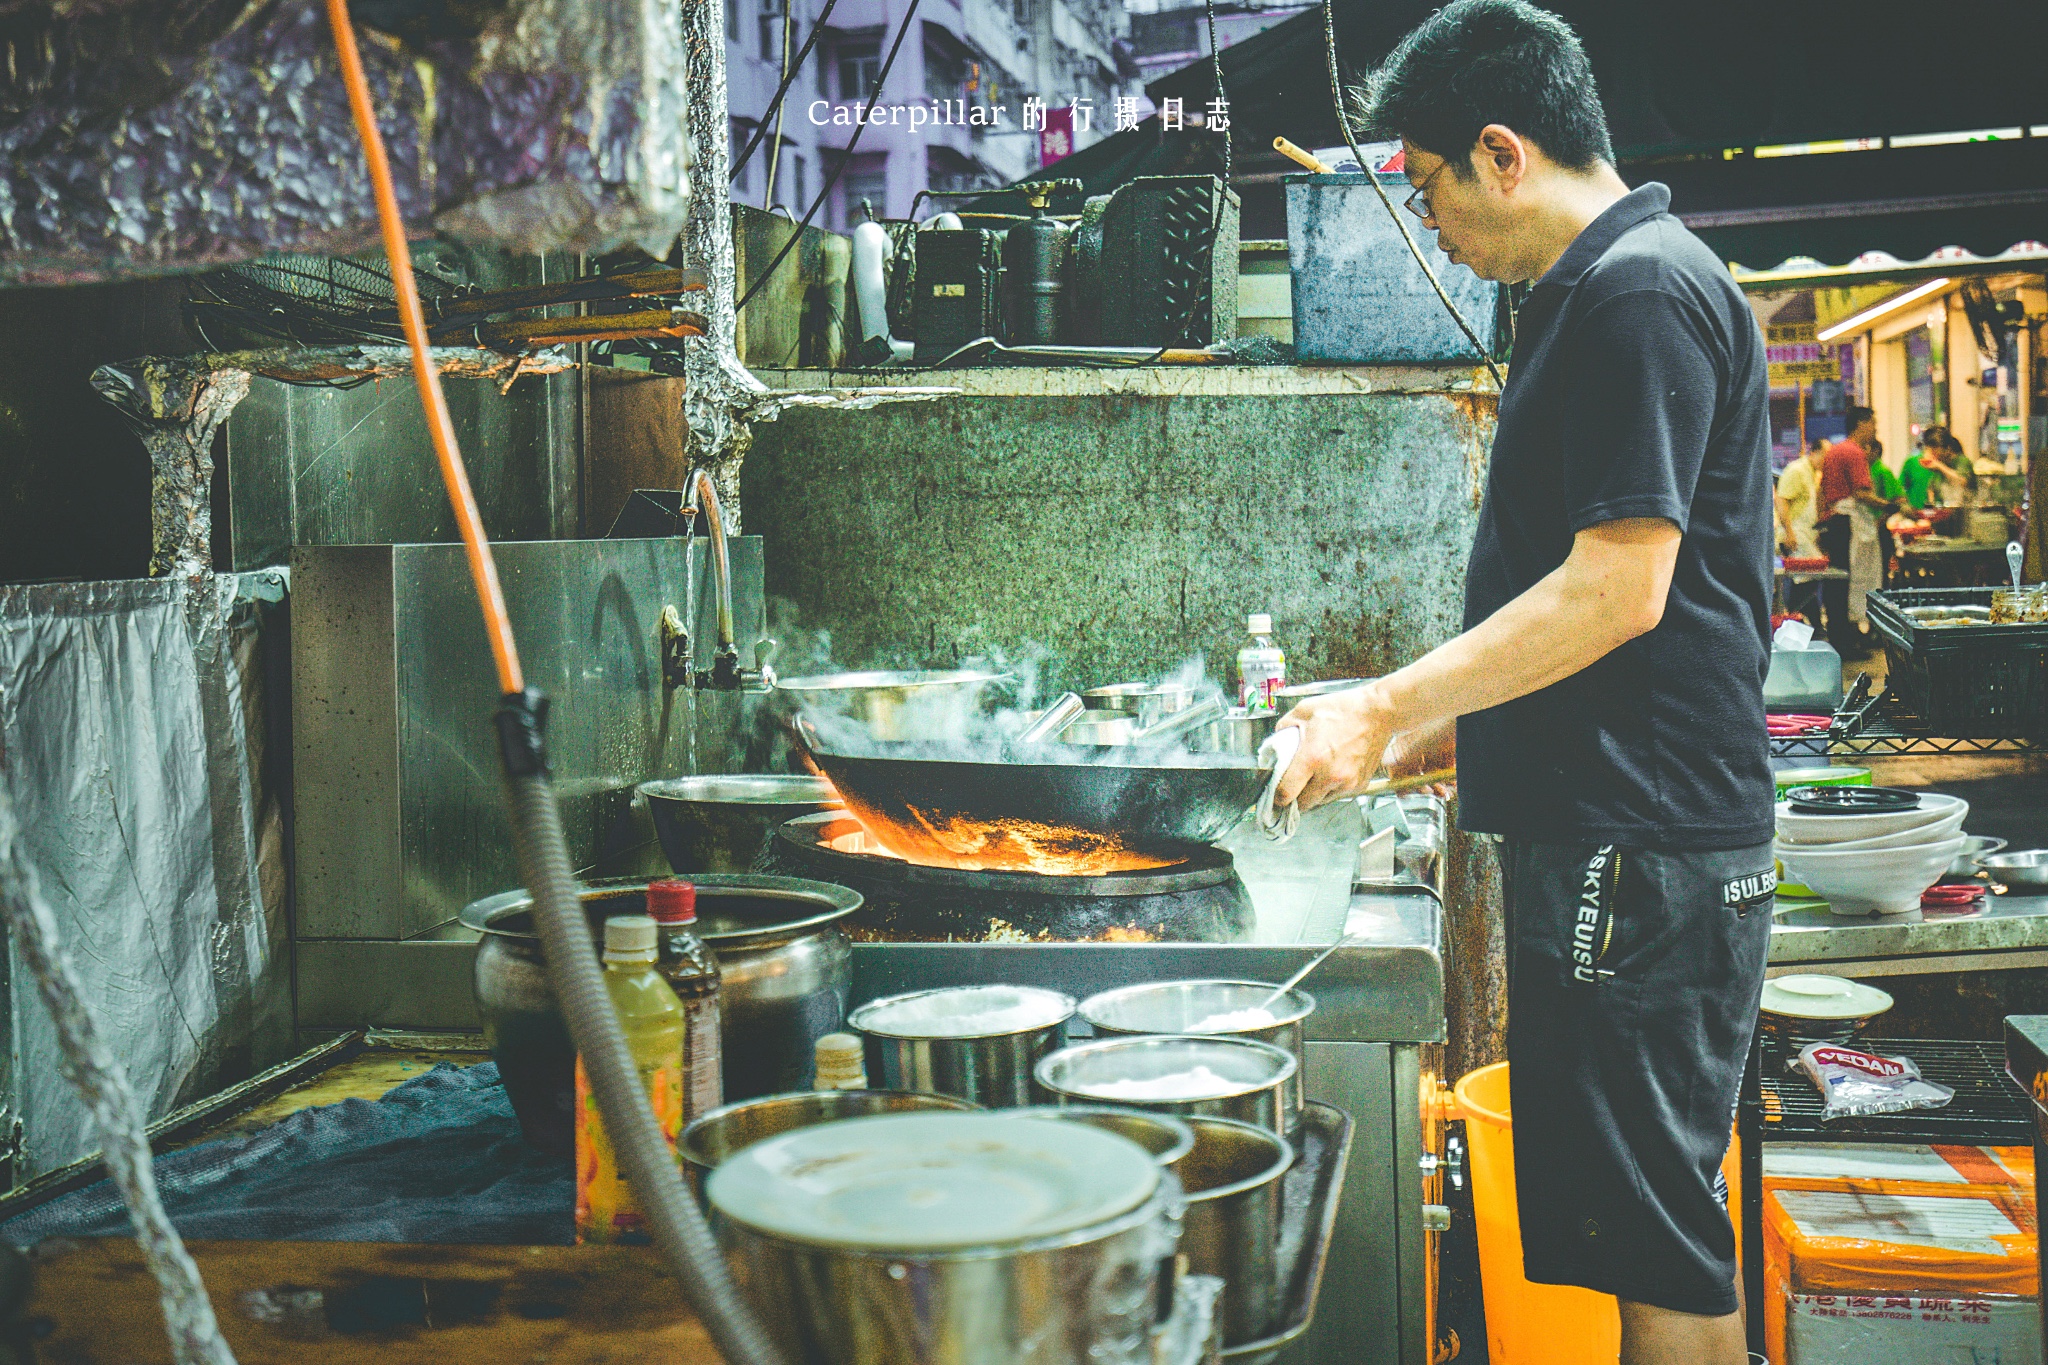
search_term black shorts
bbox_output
[1501,839,1776,1316]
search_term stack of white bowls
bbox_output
[1774,792,1970,916]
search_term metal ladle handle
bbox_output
[1133,693,1226,746]
[2009,540,2025,593]
[1017,692,1086,744]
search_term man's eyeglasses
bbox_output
[1404,160,1449,220]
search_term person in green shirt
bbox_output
[1868,440,1909,581]
[1900,428,1974,509]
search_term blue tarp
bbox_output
[1,1062,573,1247]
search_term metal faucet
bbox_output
[659,468,777,692]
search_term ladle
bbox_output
[2008,540,2025,594]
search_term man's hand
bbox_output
[1273,686,1397,811]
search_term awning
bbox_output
[1731,243,2048,293]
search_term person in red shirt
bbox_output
[1815,407,1895,656]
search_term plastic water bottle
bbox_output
[1238,613,1287,714]
[574,915,685,1245]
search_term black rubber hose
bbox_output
[503,768,785,1365]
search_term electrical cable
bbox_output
[736,0,923,314]
[729,0,841,185]
[324,6,787,1364]
[1321,0,1504,390]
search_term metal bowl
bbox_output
[1079,980,1313,1115]
[1951,835,2008,878]
[770,669,1009,741]
[1058,716,1144,746]
[1036,1035,1298,1135]
[680,1089,979,1200]
[1980,848,2048,892]
[1007,1104,1197,1170]
[637,774,841,873]
[1081,682,1195,726]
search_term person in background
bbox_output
[1774,437,1828,631]
[1816,408,1892,657]
[1774,439,1824,556]
[1899,428,1951,512]
[1867,438,1904,582]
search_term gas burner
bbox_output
[761,812,1256,943]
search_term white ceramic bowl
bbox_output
[1775,835,1968,916]
[1774,792,1968,845]
[1774,806,1968,853]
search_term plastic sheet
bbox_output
[0,0,689,285]
[0,572,291,1176]
[1,1062,571,1246]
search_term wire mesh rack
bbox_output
[1770,689,2048,759]
[1750,1033,2035,1145]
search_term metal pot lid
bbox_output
[850,985,1076,1039]
[707,1113,1158,1251]
[636,774,840,806]
[1760,974,1894,1021]
[458,873,862,945]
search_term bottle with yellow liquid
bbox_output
[574,914,686,1245]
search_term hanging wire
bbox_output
[1321,0,1504,389]
[736,0,924,314]
[730,0,842,184]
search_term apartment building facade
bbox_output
[726,0,1137,229]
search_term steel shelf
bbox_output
[1770,689,2048,760]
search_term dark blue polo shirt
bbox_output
[1456,183,1774,850]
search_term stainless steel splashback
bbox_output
[291,536,763,942]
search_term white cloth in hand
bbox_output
[1256,725,1303,841]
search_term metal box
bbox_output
[1285,173,1500,365]
[290,536,763,946]
[1100,175,1239,348]
[912,229,1004,365]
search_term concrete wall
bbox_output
[742,365,1495,694]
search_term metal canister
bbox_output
[1007,1104,1196,1172]
[1035,1035,1297,1135]
[680,1089,978,1202]
[1078,979,1313,1116]
[849,984,1075,1107]
[1001,182,1070,345]
[1177,1116,1294,1346]
[709,1113,1177,1365]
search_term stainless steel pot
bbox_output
[1079,980,1313,1116]
[709,1113,1179,1365]
[771,669,1008,741]
[1036,1035,1298,1135]
[680,1089,978,1200]
[1008,1104,1197,1171]
[1178,1115,1294,1347]
[849,985,1075,1107]
[638,774,841,873]
[463,873,863,1149]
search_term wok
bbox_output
[793,721,1272,872]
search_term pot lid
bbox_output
[850,985,1075,1039]
[1760,974,1895,1021]
[707,1113,1158,1251]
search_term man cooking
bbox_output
[1273,4,1775,1363]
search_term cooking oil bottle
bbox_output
[646,878,723,1121]
[574,914,685,1245]
[1238,612,1287,714]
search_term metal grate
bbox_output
[1754,1034,2035,1144]
[1769,690,2048,759]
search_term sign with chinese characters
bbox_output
[1766,321,1837,384]
[1038,104,1073,165]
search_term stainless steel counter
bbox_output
[1769,893,2048,978]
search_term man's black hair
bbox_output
[1354,0,1613,176]
[1844,406,1876,434]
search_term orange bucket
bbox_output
[1452,1062,1742,1365]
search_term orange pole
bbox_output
[325,0,524,695]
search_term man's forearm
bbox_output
[1369,526,1676,738]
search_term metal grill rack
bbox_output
[1736,1033,2035,1354]
[1771,685,2048,759]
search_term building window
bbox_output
[730,118,753,196]
[793,153,809,210]
[758,0,784,64]
[838,37,881,100]
[724,0,738,44]
[840,155,888,226]
[924,40,966,103]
